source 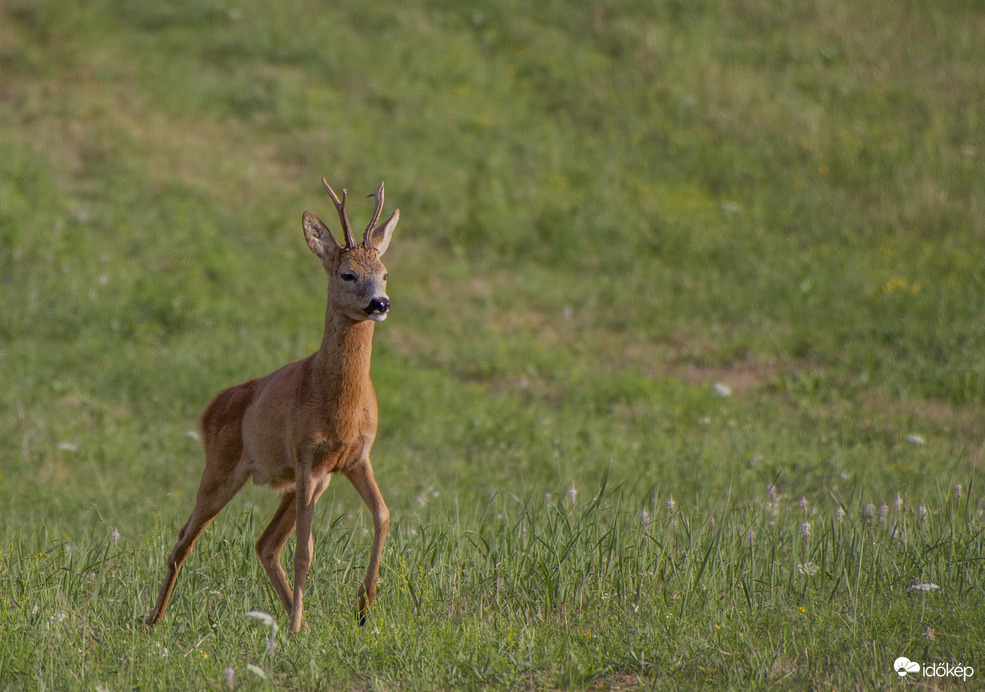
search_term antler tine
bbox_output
[321,177,356,248]
[363,182,386,244]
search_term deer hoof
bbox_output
[356,586,374,626]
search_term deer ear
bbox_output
[365,209,399,257]
[302,211,341,260]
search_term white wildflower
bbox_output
[224,666,235,690]
[799,496,808,515]
[917,504,929,521]
[906,433,926,445]
[835,507,845,523]
[566,483,577,504]
[666,495,677,513]
[246,664,267,679]
[863,503,875,523]
[713,382,732,397]
[246,610,279,656]
[796,561,819,576]
[955,484,963,506]
[246,610,275,626]
[641,508,652,528]
[879,503,888,524]
[907,582,939,593]
[111,527,120,546]
[894,493,903,512]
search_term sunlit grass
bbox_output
[1,480,980,688]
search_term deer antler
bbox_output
[363,182,385,245]
[321,178,357,248]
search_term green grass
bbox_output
[1,0,984,688]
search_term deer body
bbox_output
[147,179,398,633]
[240,319,376,488]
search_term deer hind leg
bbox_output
[255,490,298,616]
[345,461,390,625]
[146,458,248,625]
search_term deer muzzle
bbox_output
[365,297,390,321]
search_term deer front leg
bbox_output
[287,471,330,633]
[345,460,390,625]
[288,474,314,634]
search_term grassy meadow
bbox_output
[1,0,984,688]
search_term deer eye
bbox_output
[340,272,357,282]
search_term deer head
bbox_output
[302,179,400,322]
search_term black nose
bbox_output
[367,297,390,315]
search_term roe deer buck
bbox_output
[146,178,399,633]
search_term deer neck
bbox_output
[315,308,375,403]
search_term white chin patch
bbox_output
[367,312,387,322]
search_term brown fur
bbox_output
[146,180,399,632]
